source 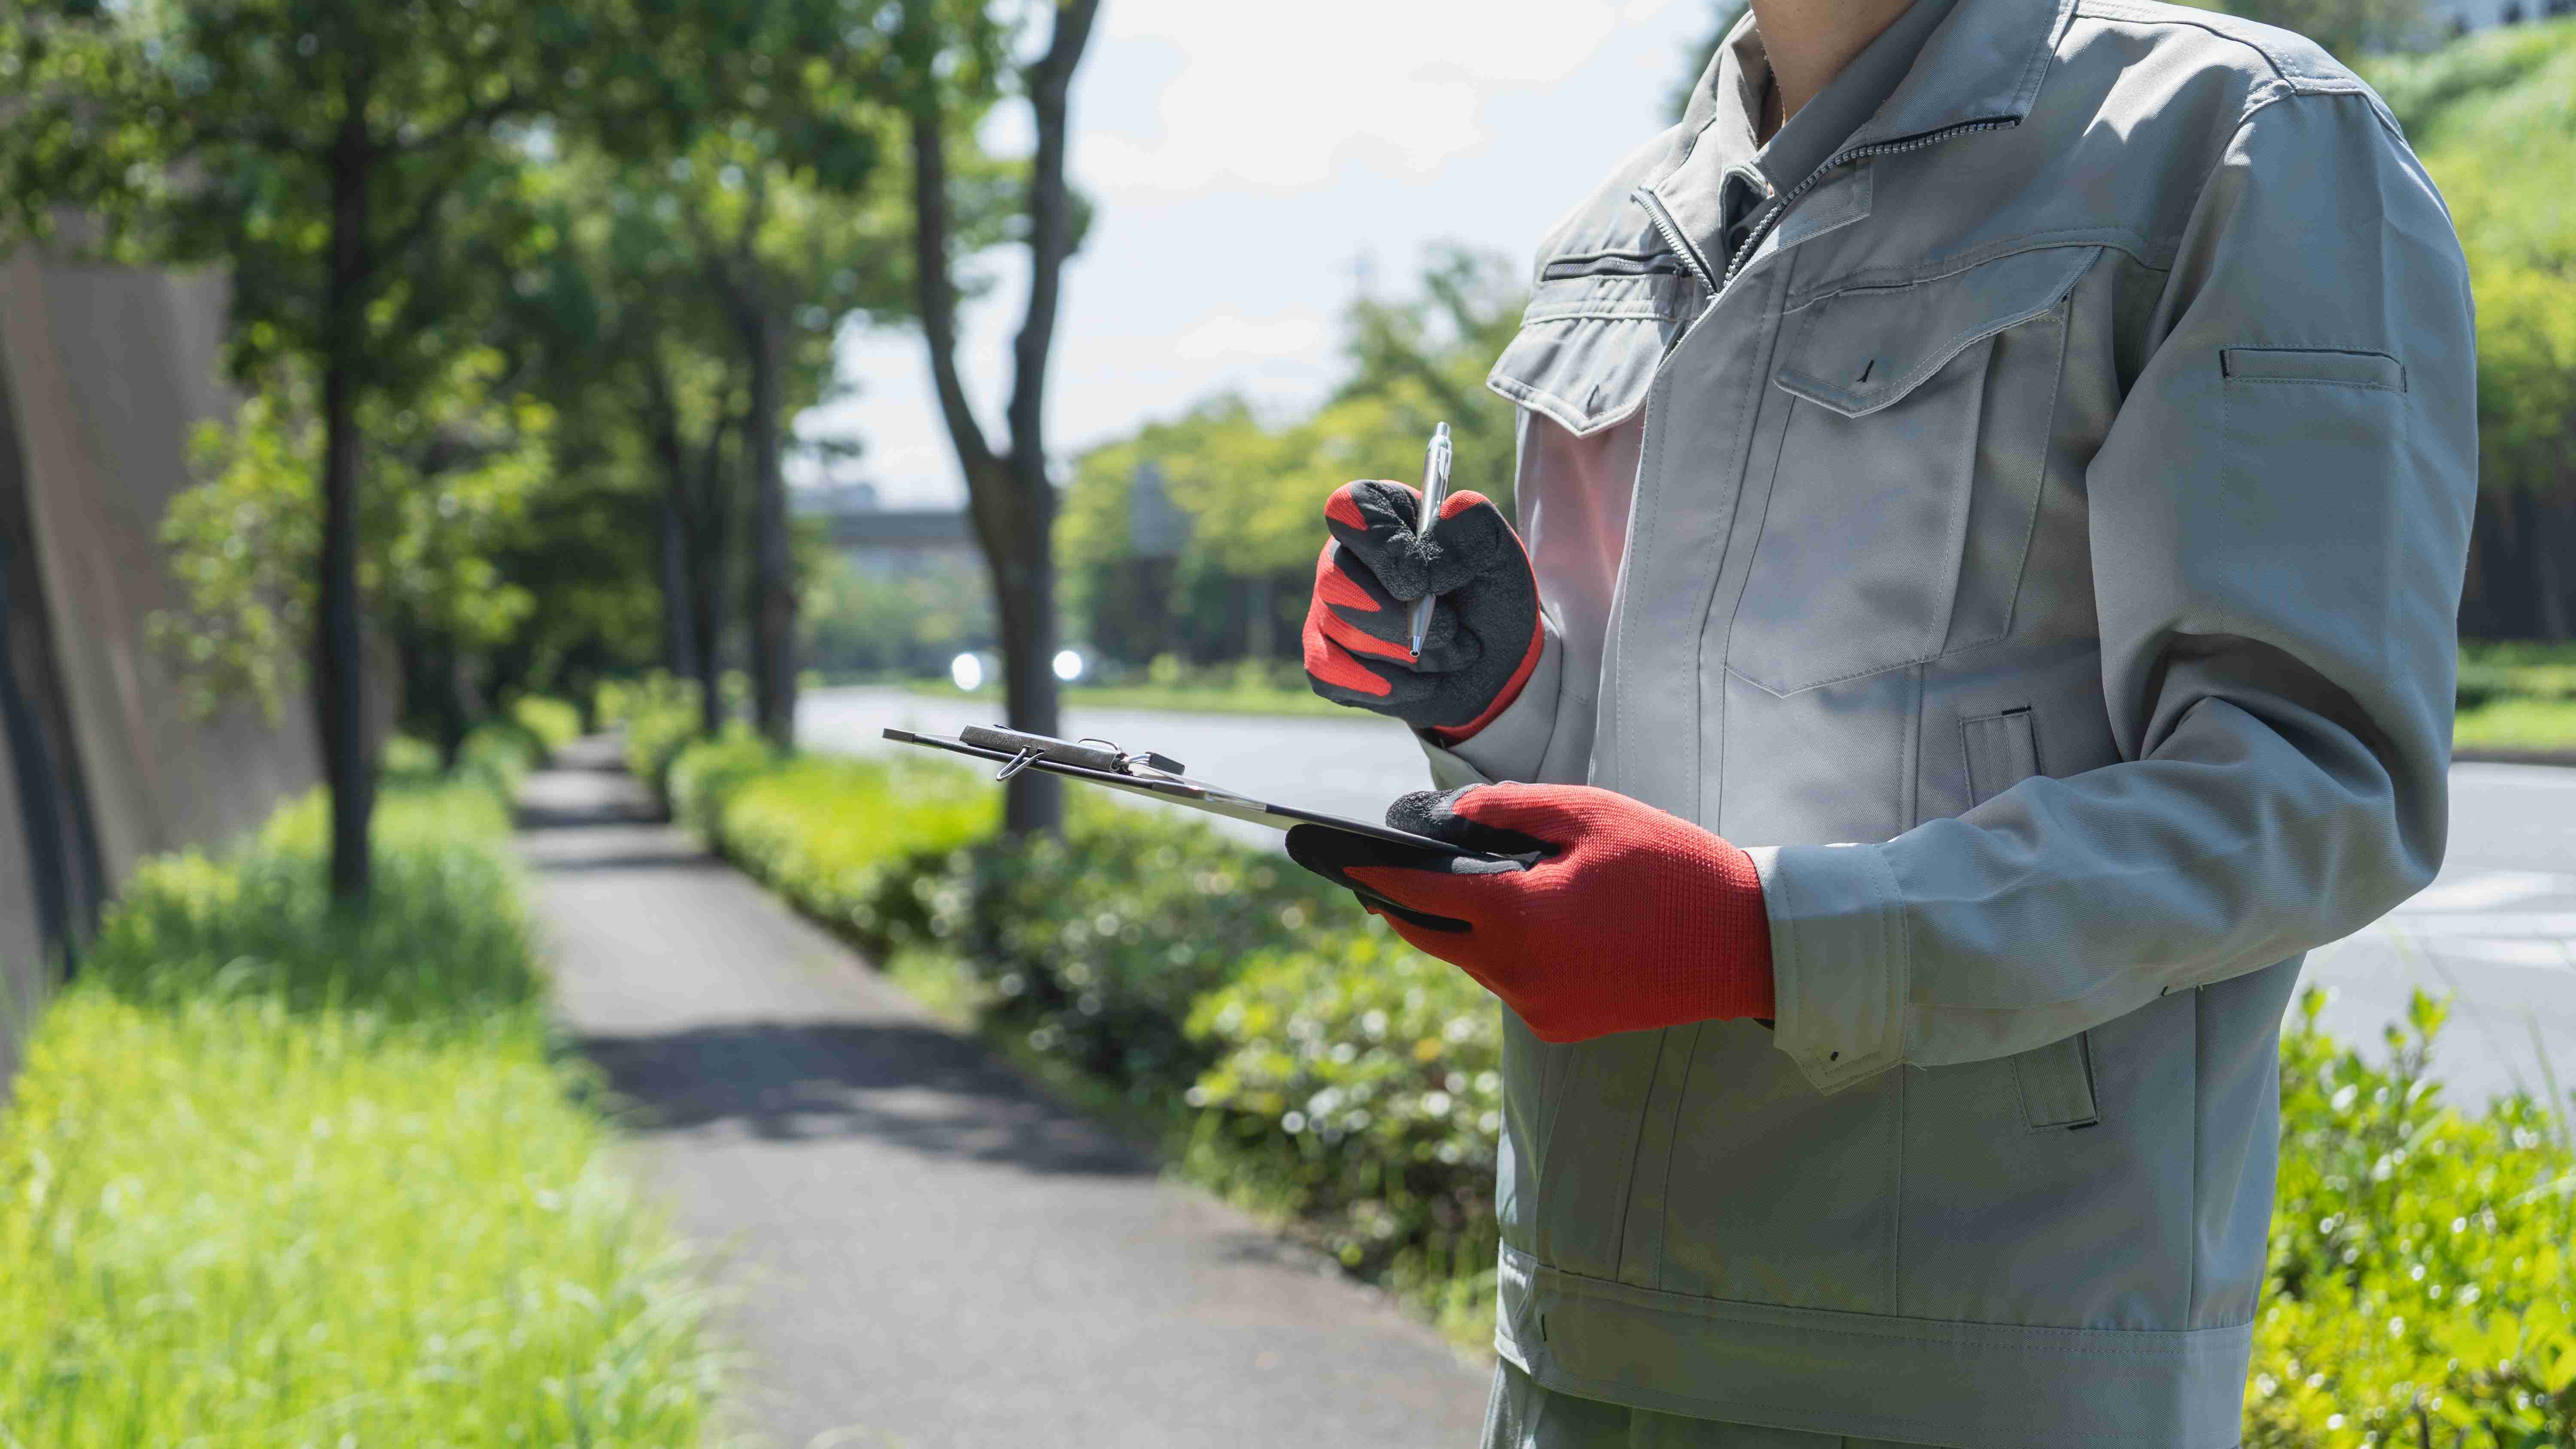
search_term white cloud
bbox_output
[1079,1,1630,195]
[1166,312,1333,362]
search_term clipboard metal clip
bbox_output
[971,727,1188,783]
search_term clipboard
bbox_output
[880,724,1508,863]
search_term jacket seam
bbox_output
[1786,232,2163,309]
[1510,1251,2251,1350]
[1650,1022,1703,1293]
[1686,263,1787,821]
[1515,1362,2226,1446]
[1520,303,1679,323]
[2224,375,2405,391]
[1985,293,2078,652]
[2186,985,2204,1322]
[2072,0,2354,96]
[1605,1029,1669,1285]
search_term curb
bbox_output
[2454,747,2576,768]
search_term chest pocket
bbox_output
[1485,254,1698,438]
[1725,246,2098,696]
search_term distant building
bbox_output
[2428,0,2572,33]
[796,485,978,580]
[1127,461,1192,560]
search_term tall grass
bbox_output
[0,782,723,1446]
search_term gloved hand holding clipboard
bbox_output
[880,724,1516,864]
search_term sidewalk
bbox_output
[517,737,1490,1448]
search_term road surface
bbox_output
[802,685,2576,1104]
[520,738,1490,1448]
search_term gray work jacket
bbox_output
[1419,0,2477,1443]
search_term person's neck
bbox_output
[1748,0,1920,138]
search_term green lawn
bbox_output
[0,777,722,1445]
[2457,640,2576,754]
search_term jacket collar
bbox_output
[1643,0,2076,281]
[1844,0,2077,151]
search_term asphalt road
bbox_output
[802,685,2576,1104]
[520,739,1490,1448]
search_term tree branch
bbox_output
[1004,0,1101,482]
[906,94,998,484]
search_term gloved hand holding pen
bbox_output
[1299,477,1542,743]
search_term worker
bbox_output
[1289,0,2477,1443]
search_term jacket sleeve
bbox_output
[1417,610,1566,789]
[1754,91,2479,1095]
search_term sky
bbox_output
[794,0,1723,508]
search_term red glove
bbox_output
[1301,480,1542,741]
[1285,785,1774,1043]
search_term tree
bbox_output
[1,1,594,901]
[581,0,912,752]
[150,351,555,764]
[2204,0,2429,60]
[1667,0,1749,121]
[895,0,1102,835]
[506,150,753,739]
[1058,249,1528,669]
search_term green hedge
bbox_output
[0,777,722,1443]
[509,694,583,758]
[692,746,996,954]
[2250,993,2576,1446]
[613,673,706,797]
[676,747,2576,1441]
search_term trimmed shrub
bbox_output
[666,729,779,838]
[617,673,704,798]
[509,693,583,757]
[2247,991,2576,1446]
[707,753,996,955]
[1184,924,1504,1331]
[914,804,1340,1100]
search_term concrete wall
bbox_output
[0,254,323,1077]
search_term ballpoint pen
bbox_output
[1408,421,1452,658]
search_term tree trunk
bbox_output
[691,418,732,739]
[970,456,1064,834]
[2537,491,2575,642]
[902,0,1099,835]
[742,310,796,750]
[319,105,375,904]
[659,481,697,681]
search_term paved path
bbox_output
[517,737,1489,1449]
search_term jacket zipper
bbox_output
[1627,117,2023,300]
[1540,251,1691,281]
[1632,188,1721,294]
[1717,118,2019,291]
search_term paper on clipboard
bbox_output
[878,725,1508,863]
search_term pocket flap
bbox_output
[1485,267,1691,438]
[1774,247,2098,419]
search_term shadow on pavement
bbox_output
[515,799,664,833]
[575,1019,1150,1178]
[525,847,720,875]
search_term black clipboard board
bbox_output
[879,725,1506,863]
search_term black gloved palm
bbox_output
[1299,480,1541,737]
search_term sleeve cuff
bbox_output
[1415,617,1563,788]
[1749,841,1909,1094]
